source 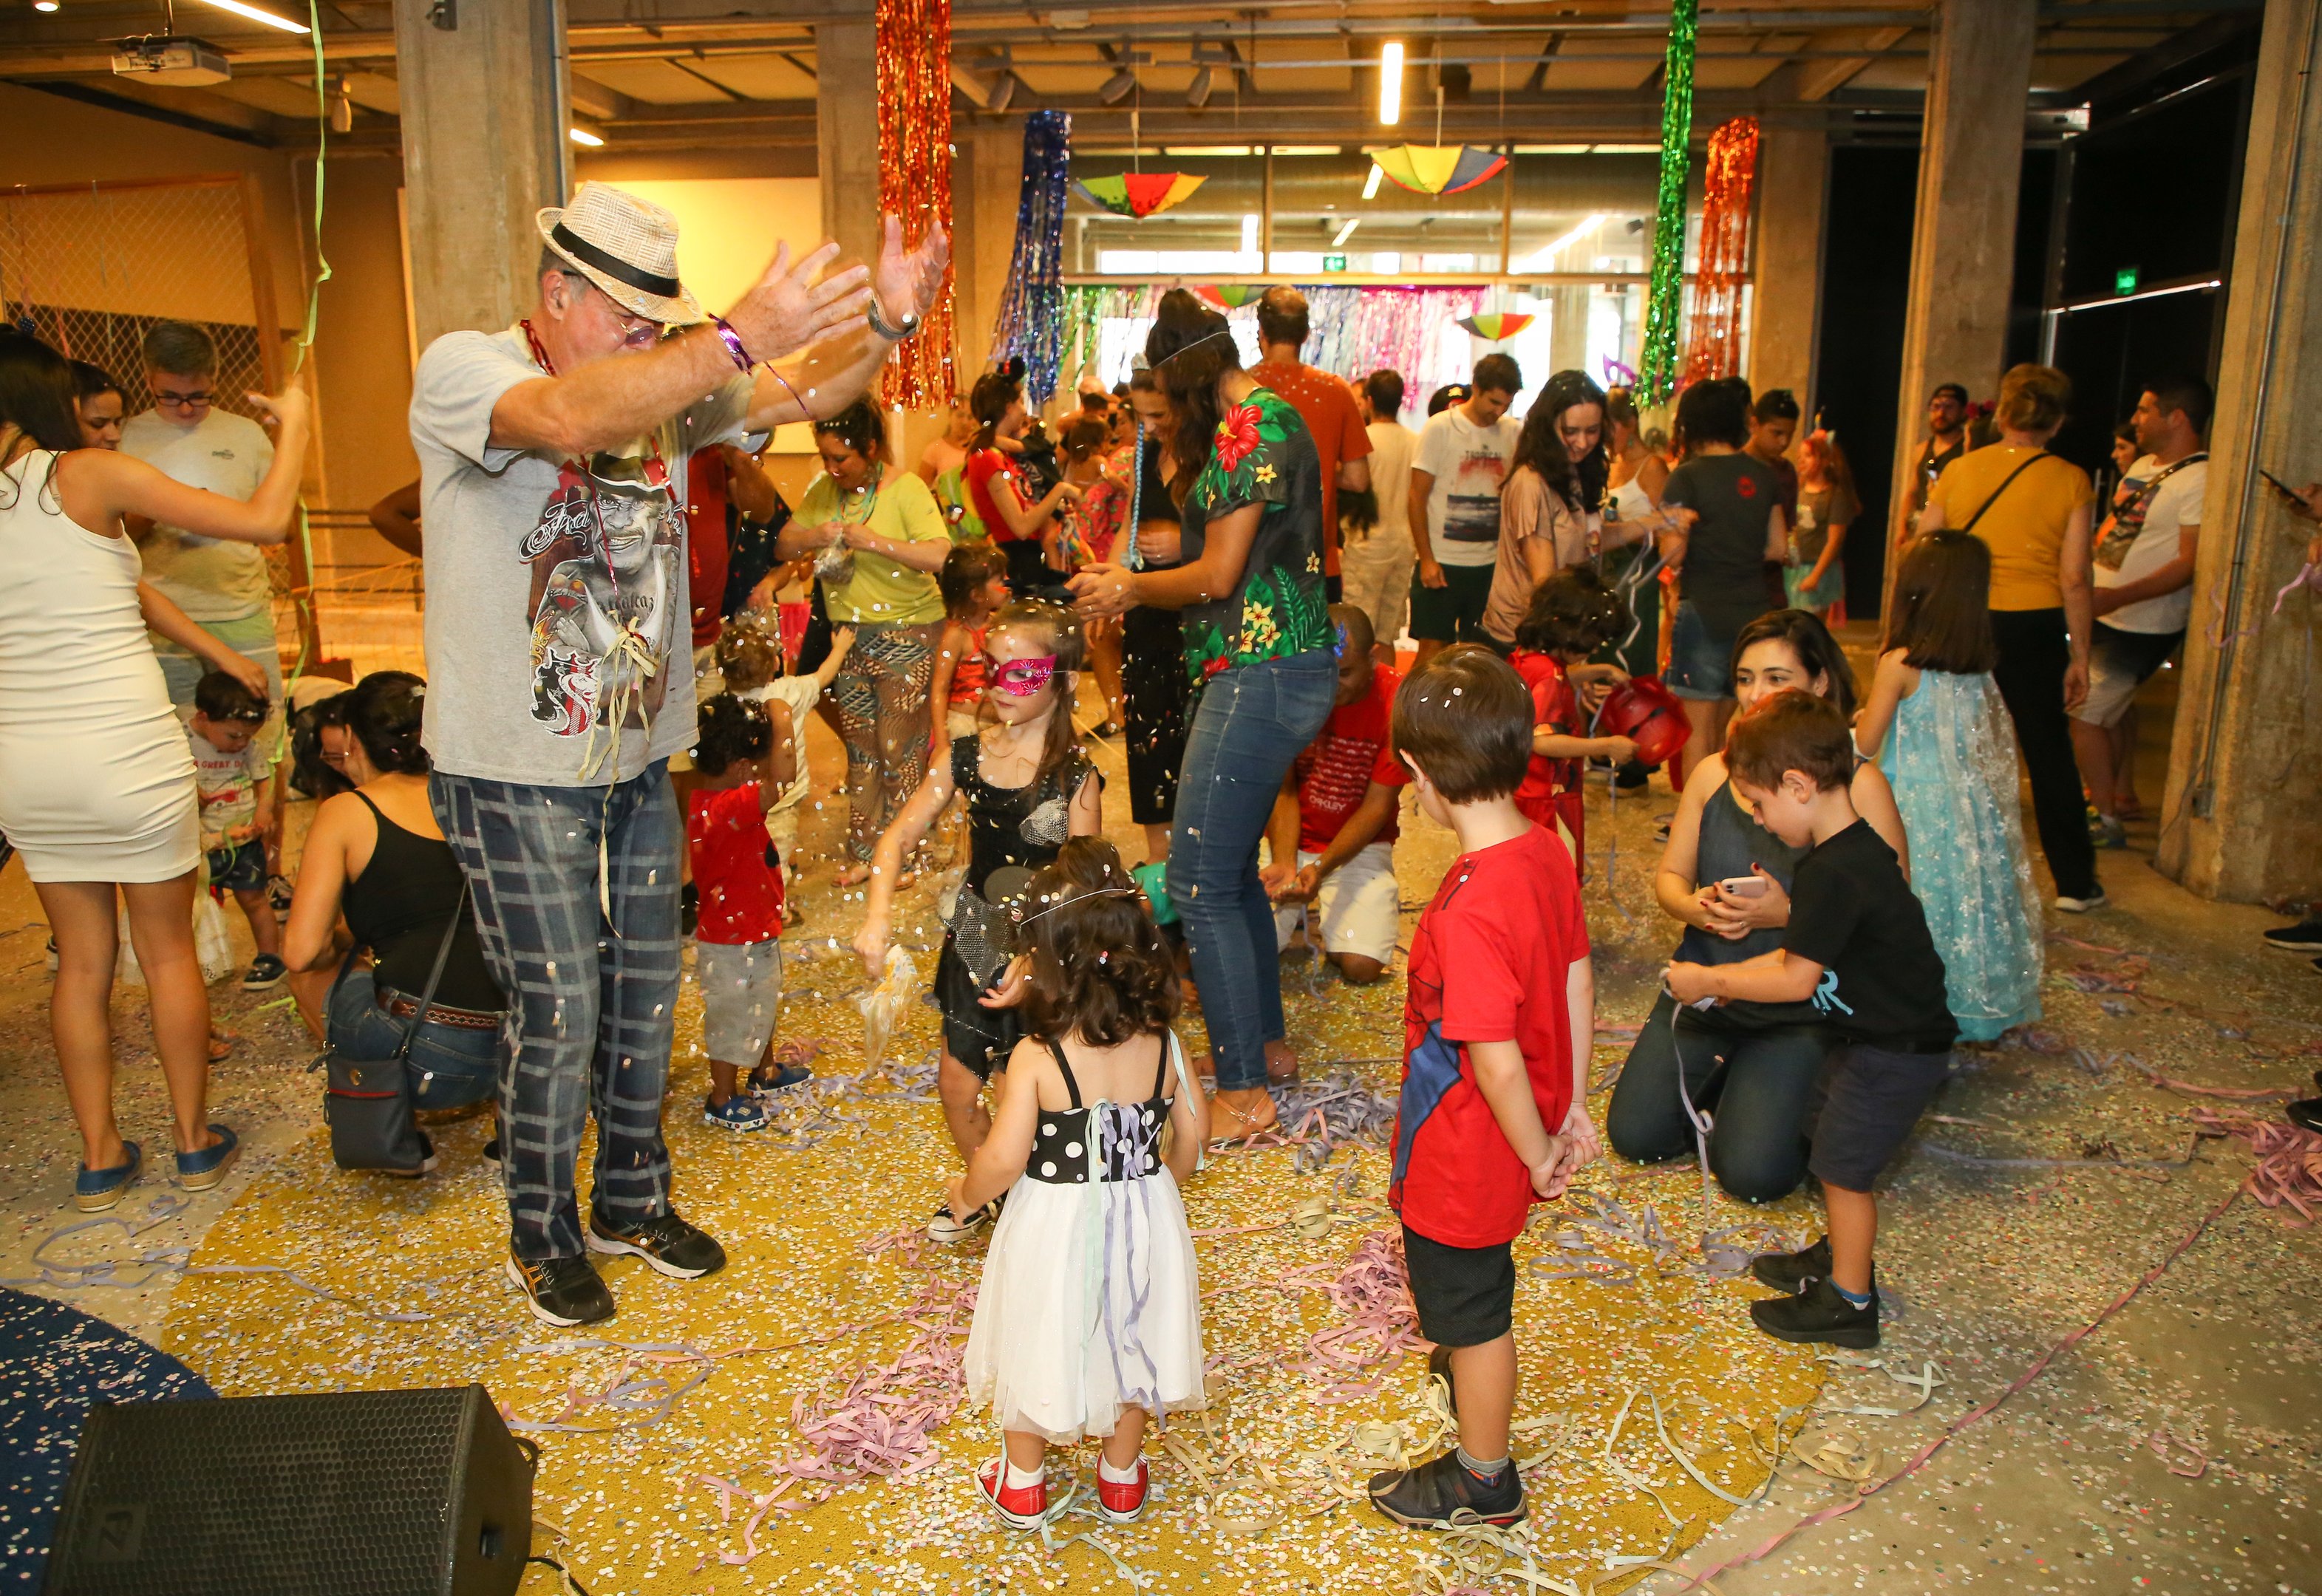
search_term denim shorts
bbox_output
[1807,1041,1952,1192]
[1666,601,1737,702]
[206,837,268,893]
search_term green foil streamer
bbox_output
[1638,0,1699,406]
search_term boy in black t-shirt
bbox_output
[1666,691,1953,1348]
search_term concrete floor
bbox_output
[1,652,2316,1594]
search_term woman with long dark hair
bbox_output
[1069,291,1336,1137]
[777,398,950,883]
[963,371,1081,595]
[286,672,508,1170]
[1484,369,1608,648]
[0,332,309,1209]
[1115,368,1191,867]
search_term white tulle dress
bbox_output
[962,1031,1206,1445]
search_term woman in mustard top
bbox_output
[780,400,950,881]
[1918,363,2102,912]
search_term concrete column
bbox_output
[1747,122,1828,411]
[1548,285,1590,377]
[392,0,569,345]
[959,118,1024,379]
[2158,0,2322,903]
[815,13,883,276]
[1885,0,2036,548]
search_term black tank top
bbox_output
[341,792,504,1013]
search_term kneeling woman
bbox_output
[287,673,505,1162]
[1606,610,1907,1201]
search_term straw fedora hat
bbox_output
[535,183,704,325]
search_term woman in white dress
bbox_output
[0,335,309,1210]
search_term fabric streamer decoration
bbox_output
[1681,116,1760,387]
[1637,0,1700,405]
[991,110,1072,405]
[1073,171,1207,219]
[1370,143,1508,197]
[1457,312,1536,342]
[874,0,955,409]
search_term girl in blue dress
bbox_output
[1855,531,2044,1040]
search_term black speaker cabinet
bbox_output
[41,1384,533,1596]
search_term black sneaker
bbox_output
[1615,760,1651,791]
[2288,1097,2322,1135]
[1749,1235,1832,1294]
[506,1253,615,1327]
[242,953,287,991]
[1427,1344,1457,1416]
[2264,918,2322,952]
[1750,1275,1880,1348]
[927,1194,1001,1244]
[585,1208,726,1279]
[1367,1450,1525,1529]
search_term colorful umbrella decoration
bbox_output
[1457,312,1536,342]
[1072,171,1207,219]
[1194,284,1266,310]
[1370,143,1508,197]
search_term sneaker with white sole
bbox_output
[506,1252,615,1326]
[2262,918,2322,952]
[703,1094,771,1131]
[585,1208,726,1278]
[927,1194,1000,1244]
[2053,890,2109,914]
[1096,1460,1150,1524]
[242,953,287,991]
[975,1458,1048,1530]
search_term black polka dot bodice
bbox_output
[1025,1036,1171,1185]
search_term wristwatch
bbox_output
[867,296,922,342]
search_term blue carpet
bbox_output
[0,1286,213,1589]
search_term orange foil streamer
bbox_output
[1681,116,1760,389]
[876,0,956,409]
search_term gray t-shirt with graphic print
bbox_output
[409,327,752,787]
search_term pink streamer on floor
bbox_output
[1281,1230,1426,1402]
[2188,1107,2322,1224]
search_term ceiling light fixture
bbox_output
[1099,67,1137,105]
[1188,65,1213,108]
[1332,218,1360,247]
[1378,41,1403,126]
[33,1,59,13]
[568,126,605,147]
[196,0,310,33]
[1361,163,1384,200]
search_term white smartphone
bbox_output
[1717,874,1769,898]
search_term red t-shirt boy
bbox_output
[1369,645,1597,1534]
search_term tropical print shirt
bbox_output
[1178,387,1332,690]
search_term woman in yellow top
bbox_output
[1917,362,2103,913]
[779,399,950,882]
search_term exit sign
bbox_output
[1324,254,1347,272]
[2115,265,2139,296]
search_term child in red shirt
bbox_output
[687,694,809,1130]
[1372,645,1599,1532]
[1508,569,1636,873]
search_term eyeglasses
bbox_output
[151,388,215,410]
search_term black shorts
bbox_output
[1806,1041,1953,1193]
[1402,1225,1516,1347]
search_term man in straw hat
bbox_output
[408,182,947,1326]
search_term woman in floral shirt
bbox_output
[1070,291,1336,1139]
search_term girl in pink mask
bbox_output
[855,598,1104,1244]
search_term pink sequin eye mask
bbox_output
[986,655,1058,696]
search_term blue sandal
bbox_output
[176,1124,239,1190]
[75,1142,143,1213]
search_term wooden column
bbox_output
[1885,0,2036,551]
[1747,121,1829,411]
[392,0,568,346]
[2158,0,2322,902]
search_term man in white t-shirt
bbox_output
[1342,369,1417,662]
[406,183,947,1329]
[2071,375,2210,845]
[1408,352,1522,670]
[120,321,282,714]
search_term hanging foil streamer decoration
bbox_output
[875,0,956,409]
[991,109,1072,406]
[1636,0,1699,406]
[1681,116,1759,387]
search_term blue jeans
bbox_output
[1604,992,1832,1202]
[326,966,502,1111]
[1168,651,1337,1091]
[1665,601,1736,702]
[431,760,682,1261]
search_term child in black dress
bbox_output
[854,598,1102,1242]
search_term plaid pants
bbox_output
[432,761,681,1261]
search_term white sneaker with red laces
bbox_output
[1096,1459,1149,1524]
[976,1458,1047,1530]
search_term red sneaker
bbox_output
[975,1458,1048,1530]
[1096,1459,1149,1524]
